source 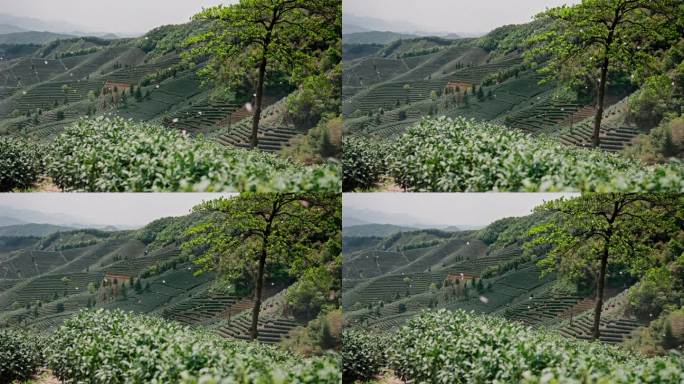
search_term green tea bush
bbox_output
[389,309,684,383]
[342,137,388,191]
[0,137,44,191]
[47,116,340,192]
[388,117,684,192]
[342,329,385,383]
[0,328,43,384]
[48,309,340,384]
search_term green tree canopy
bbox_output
[526,0,683,147]
[185,0,341,148]
[183,193,340,340]
[526,193,681,340]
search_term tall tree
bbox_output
[527,0,681,147]
[185,0,341,149]
[183,193,340,340]
[526,193,679,341]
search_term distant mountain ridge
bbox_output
[344,223,419,237]
[343,31,419,45]
[0,14,126,39]
[0,24,25,34]
[0,206,99,228]
[343,13,428,35]
[0,31,75,45]
[0,223,74,237]
[0,13,88,35]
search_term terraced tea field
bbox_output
[0,36,309,157]
[0,272,104,309]
[103,246,181,277]
[217,314,301,344]
[343,35,645,155]
[343,224,645,348]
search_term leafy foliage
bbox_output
[342,137,388,191]
[527,0,681,87]
[386,117,684,192]
[185,0,340,147]
[47,116,340,192]
[526,0,682,147]
[388,309,684,383]
[286,68,341,130]
[625,116,684,164]
[282,116,342,164]
[48,309,340,383]
[0,136,44,192]
[286,263,340,321]
[0,328,43,384]
[629,75,678,128]
[527,193,680,339]
[284,309,343,356]
[627,306,684,355]
[184,193,340,339]
[341,329,385,383]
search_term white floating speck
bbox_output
[479,296,489,304]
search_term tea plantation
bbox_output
[342,199,684,382]
[343,15,684,192]
[0,1,342,192]
[0,200,342,382]
[379,309,684,383]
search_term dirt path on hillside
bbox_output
[376,370,405,384]
[375,176,404,192]
[31,369,60,384]
[31,177,61,192]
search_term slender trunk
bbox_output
[592,238,610,341]
[592,57,609,148]
[250,246,267,340]
[250,56,267,149]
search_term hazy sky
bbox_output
[345,0,581,35]
[0,0,236,34]
[344,193,578,227]
[0,193,234,228]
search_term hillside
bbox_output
[343,223,417,237]
[343,31,418,45]
[0,223,73,237]
[0,26,297,152]
[343,28,639,152]
[342,210,651,348]
[342,12,684,191]
[0,31,75,45]
[0,14,341,155]
[0,0,342,193]
[0,24,25,34]
[0,210,337,348]
[342,194,684,383]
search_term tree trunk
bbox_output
[592,240,610,341]
[250,246,267,340]
[592,56,609,148]
[250,56,267,149]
